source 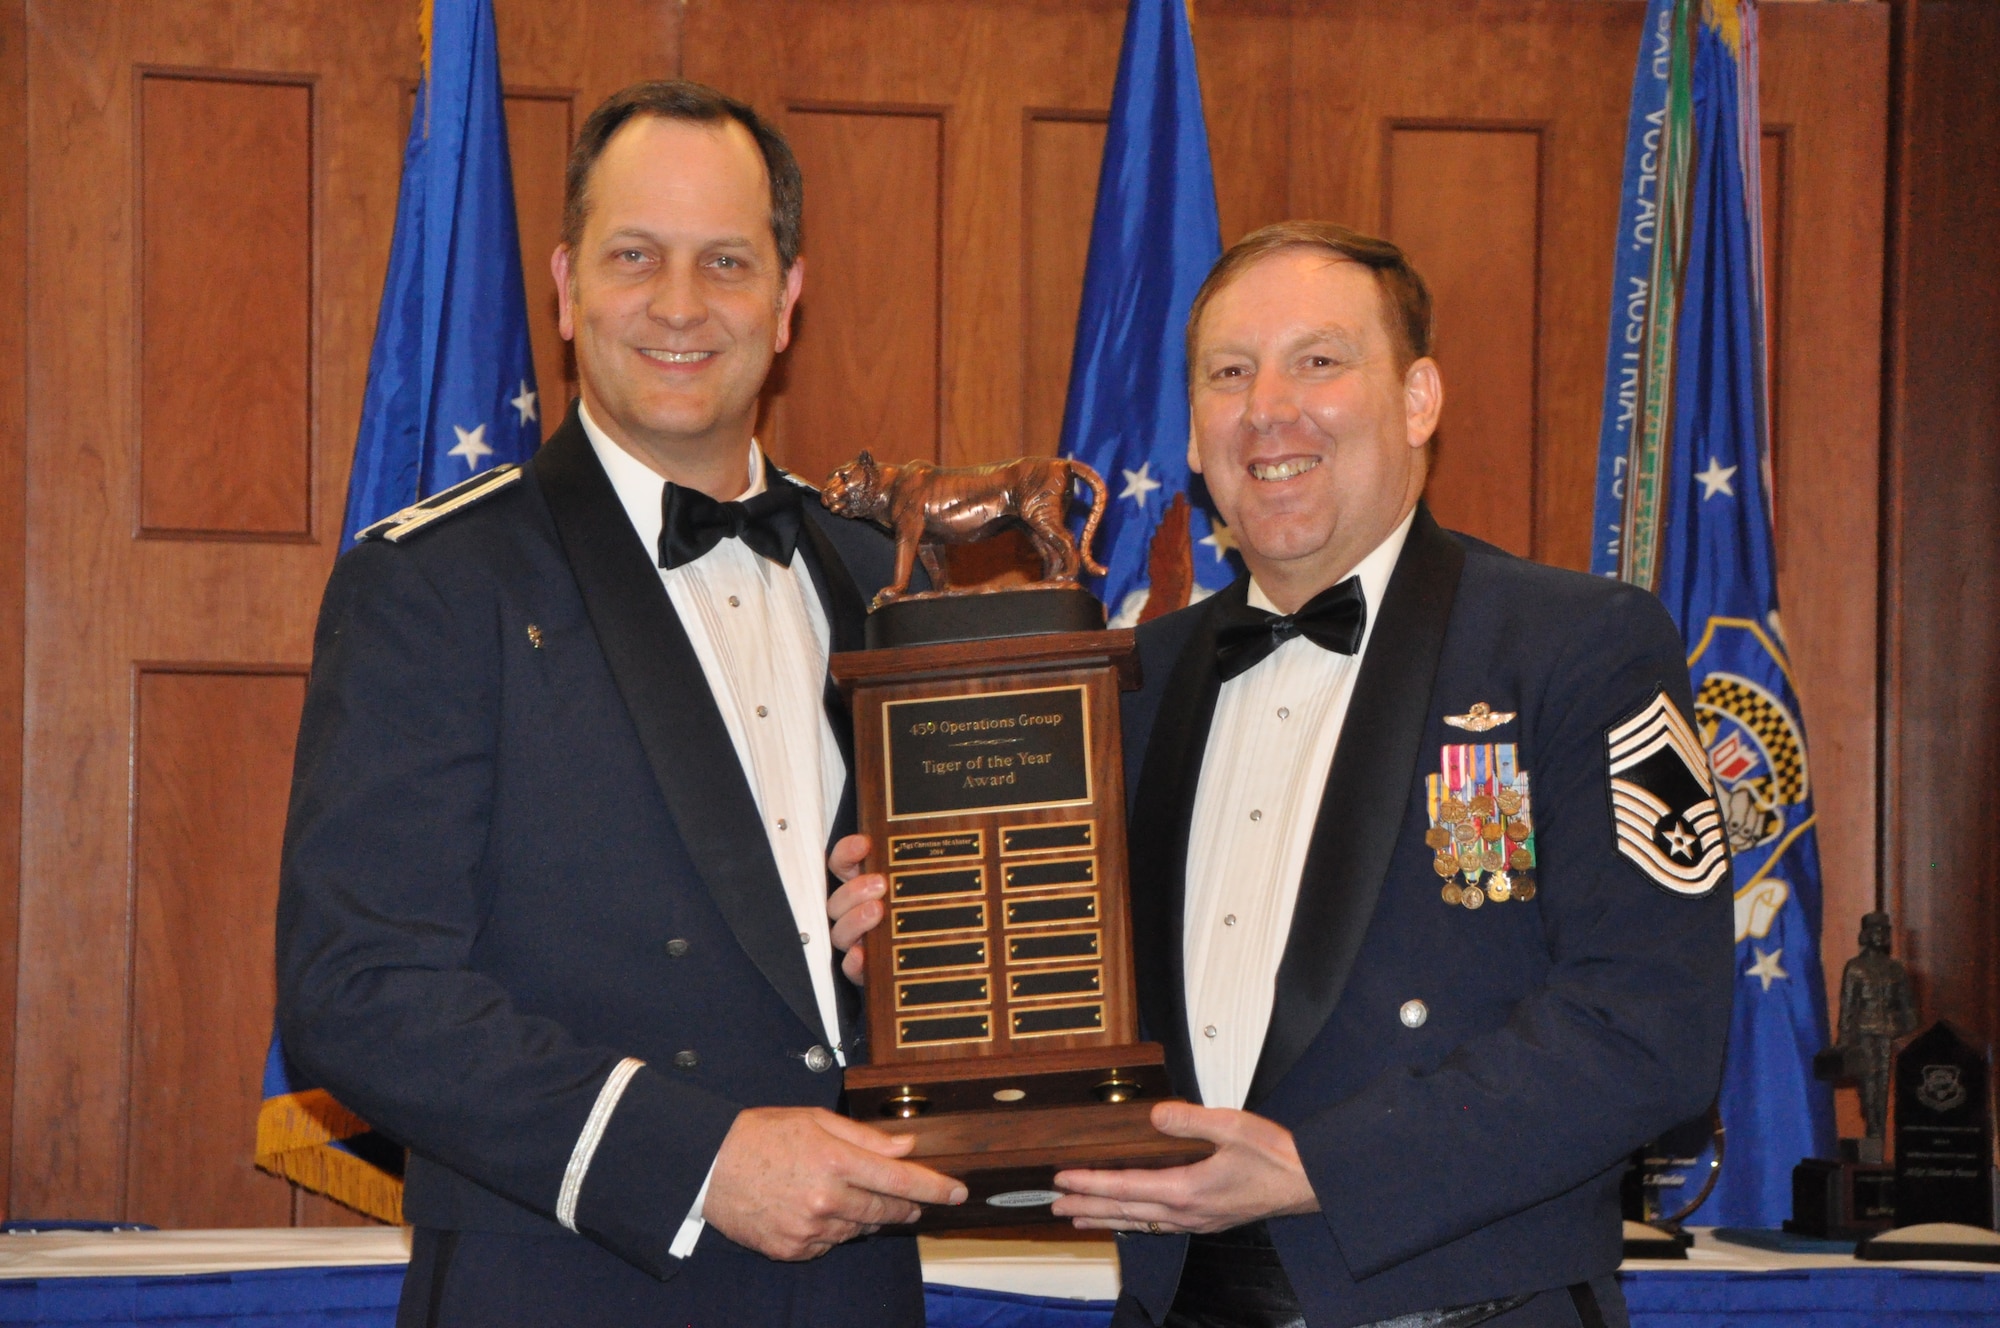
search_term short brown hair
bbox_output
[1185,221,1433,378]
[562,80,804,270]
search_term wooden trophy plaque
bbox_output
[830,622,1211,1230]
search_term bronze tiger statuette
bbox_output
[821,452,1109,608]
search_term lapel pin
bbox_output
[526,624,543,649]
[1444,701,1515,732]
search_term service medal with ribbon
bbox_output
[1426,741,1536,910]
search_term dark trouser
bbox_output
[397,1226,925,1328]
[1140,1223,1623,1328]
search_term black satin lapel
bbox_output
[1129,582,1246,1106]
[1247,507,1466,1107]
[534,416,825,1042]
[795,508,865,848]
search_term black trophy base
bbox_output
[1786,1156,1896,1238]
[1857,1222,2000,1263]
[1622,1220,1692,1260]
[865,584,1104,649]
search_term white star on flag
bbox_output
[1746,946,1788,992]
[448,422,494,471]
[1695,457,1738,500]
[511,381,539,425]
[1199,518,1238,563]
[1120,462,1163,510]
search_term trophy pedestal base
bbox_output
[1858,1221,2000,1262]
[1621,1220,1692,1260]
[1786,1156,1895,1238]
[878,1099,1215,1232]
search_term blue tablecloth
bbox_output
[5,1248,2000,1326]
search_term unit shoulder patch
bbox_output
[1605,690,1728,897]
[357,465,523,544]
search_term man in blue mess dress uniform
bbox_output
[276,81,961,1328]
[1044,223,1736,1328]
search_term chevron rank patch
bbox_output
[1606,690,1728,897]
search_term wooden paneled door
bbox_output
[8,0,677,1227]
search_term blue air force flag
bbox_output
[340,0,542,550]
[259,0,541,1222]
[1058,0,1235,623]
[1591,0,1835,1227]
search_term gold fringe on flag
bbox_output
[255,1089,405,1224]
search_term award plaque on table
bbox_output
[820,453,1213,1230]
[1857,1020,2000,1263]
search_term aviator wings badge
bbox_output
[1606,691,1729,898]
[1445,702,1516,732]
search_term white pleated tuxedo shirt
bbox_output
[571,402,848,1256]
[1182,508,1414,1111]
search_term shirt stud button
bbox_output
[776,817,788,830]
[1400,1000,1428,1029]
[1203,1024,1218,1039]
[799,931,811,946]
[1277,707,1290,720]
[673,1049,699,1069]
[1249,809,1263,822]
[756,704,769,718]
[665,938,690,958]
[728,595,741,608]
[1224,914,1238,927]
[804,1045,835,1073]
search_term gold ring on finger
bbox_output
[1146,1221,1161,1235]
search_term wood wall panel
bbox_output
[138,73,313,539]
[1384,125,1541,558]
[1023,113,1107,458]
[1881,0,2000,1049]
[777,108,943,484]
[1758,4,1888,1040]
[503,90,575,421]
[127,669,305,1228]
[0,0,27,1222]
[12,0,678,1225]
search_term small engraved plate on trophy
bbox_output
[1004,894,1099,928]
[1007,931,1100,964]
[1012,1004,1105,1038]
[900,1012,994,1048]
[1003,857,1097,890]
[884,686,1091,820]
[890,831,985,864]
[892,867,985,900]
[1009,967,1102,1001]
[1001,822,1094,855]
[894,903,986,936]
[897,977,992,1010]
[895,940,988,972]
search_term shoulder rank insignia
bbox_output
[1445,702,1515,732]
[356,464,522,544]
[1426,742,1536,909]
[1605,691,1728,898]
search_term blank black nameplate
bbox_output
[1003,857,1096,890]
[892,867,984,900]
[899,1012,993,1048]
[1011,1004,1104,1038]
[1004,894,1097,927]
[1001,822,1094,855]
[1009,967,1102,1000]
[889,831,984,864]
[897,977,991,1010]
[895,940,988,972]
[895,904,986,936]
[1007,931,1100,964]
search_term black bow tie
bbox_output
[659,475,804,570]
[1213,577,1368,681]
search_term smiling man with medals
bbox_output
[1044,223,1736,1328]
